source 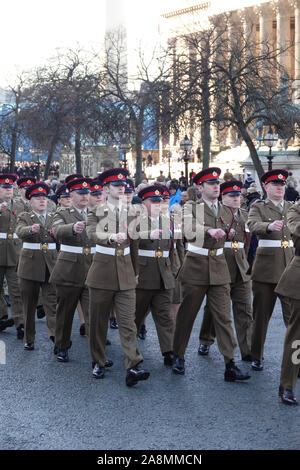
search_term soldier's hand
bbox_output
[110,232,126,244]
[73,221,85,234]
[0,202,8,212]
[207,228,226,240]
[227,228,236,240]
[31,224,40,233]
[267,220,284,232]
[150,229,162,240]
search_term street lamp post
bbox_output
[264,127,278,171]
[18,146,23,163]
[180,135,192,184]
[119,143,130,170]
[165,144,171,179]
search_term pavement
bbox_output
[0,299,299,451]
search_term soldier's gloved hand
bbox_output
[110,232,126,244]
[31,224,40,233]
[227,228,236,240]
[0,202,8,212]
[207,228,226,240]
[150,229,162,240]
[73,221,85,234]
[267,220,284,232]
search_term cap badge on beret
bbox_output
[278,174,283,179]
[82,182,88,187]
[38,187,43,192]
[27,180,32,184]
[155,190,160,195]
[94,185,99,189]
[118,174,123,179]
[5,179,9,183]
[233,185,238,190]
[212,172,218,177]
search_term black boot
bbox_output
[225,360,251,382]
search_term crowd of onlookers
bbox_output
[0,162,59,179]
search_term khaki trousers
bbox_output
[19,278,56,343]
[135,288,174,354]
[251,281,291,361]
[199,277,253,358]
[0,266,23,327]
[173,283,236,363]
[55,285,89,350]
[280,298,300,391]
[89,287,143,370]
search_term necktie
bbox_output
[234,211,239,222]
[211,203,218,216]
[39,215,46,226]
[277,203,283,214]
[81,210,87,221]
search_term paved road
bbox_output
[0,300,299,450]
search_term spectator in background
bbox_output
[147,153,153,167]
[169,181,181,209]
[285,180,299,202]
[244,172,254,189]
[246,182,261,209]
[157,171,166,183]
[223,169,234,182]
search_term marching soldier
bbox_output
[55,184,71,210]
[88,179,105,209]
[0,174,24,338]
[15,182,57,350]
[275,202,300,405]
[86,168,149,387]
[172,168,250,382]
[198,181,253,361]
[49,177,94,362]
[134,185,175,366]
[16,177,36,211]
[247,169,293,372]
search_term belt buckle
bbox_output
[155,250,163,258]
[7,233,13,239]
[41,243,48,251]
[209,249,217,256]
[116,248,124,256]
[83,247,91,255]
[281,240,290,248]
[231,242,239,249]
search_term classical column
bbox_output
[290,0,300,103]
[274,0,292,73]
[255,3,274,54]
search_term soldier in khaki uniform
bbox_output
[247,169,293,372]
[86,168,149,387]
[172,168,250,382]
[16,176,56,213]
[198,181,253,361]
[0,174,24,338]
[55,184,71,210]
[275,203,300,405]
[49,177,95,362]
[134,185,175,366]
[15,182,57,350]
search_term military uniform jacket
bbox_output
[86,203,138,291]
[276,204,300,299]
[49,206,95,287]
[178,200,232,285]
[0,198,24,266]
[224,208,250,283]
[16,211,57,282]
[247,199,294,284]
[136,215,175,290]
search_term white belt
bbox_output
[187,244,223,256]
[138,249,169,258]
[174,242,177,249]
[258,240,294,248]
[0,232,18,239]
[23,242,56,250]
[224,242,245,249]
[96,245,130,256]
[61,244,96,255]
